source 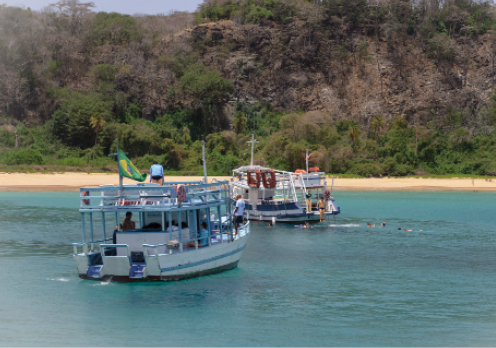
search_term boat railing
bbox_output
[73,238,113,254]
[100,244,130,255]
[79,181,230,211]
[140,221,250,257]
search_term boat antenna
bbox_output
[306,146,309,174]
[306,146,309,186]
[247,132,258,167]
[202,135,207,184]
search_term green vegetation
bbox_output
[2,98,496,177]
[1,0,496,177]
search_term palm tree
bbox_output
[370,115,385,137]
[90,112,106,167]
[348,121,361,148]
[232,111,247,134]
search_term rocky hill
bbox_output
[1,0,496,176]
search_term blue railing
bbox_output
[79,181,230,211]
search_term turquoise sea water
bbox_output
[0,191,495,346]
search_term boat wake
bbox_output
[328,224,360,227]
[47,278,70,282]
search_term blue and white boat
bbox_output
[73,181,250,282]
[231,166,340,224]
[72,141,250,282]
[230,135,340,224]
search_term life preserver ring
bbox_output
[82,191,90,205]
[260,169,277,189]
[176,184,187,202]
[247,170,261,188]
[323,190,331,199]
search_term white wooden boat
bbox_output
[72,181,250,282]
[231,166,340,224]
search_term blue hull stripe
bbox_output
[160,244,246,272]
[256,203,299,211]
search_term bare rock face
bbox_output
[191,19,496,126]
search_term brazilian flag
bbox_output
[118,149,147,182]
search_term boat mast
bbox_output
[247,133,258,167]
[202,135,207,183]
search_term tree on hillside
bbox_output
[370,115,385,136]
[232,111,247,134]
[90,112,106,167]
[348,121,361,148]
[50,0,95,38]
[178,63,234,134]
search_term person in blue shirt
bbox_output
[150,161,164,185]
[187,222,209,248]
[198,222,209,246]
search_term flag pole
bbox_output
[116,139,123,192]
[202,135,207,184]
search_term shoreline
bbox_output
[0,173,495,192]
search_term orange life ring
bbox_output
[295,169,307,174]
[323,190,331,199]
[247,170,261,188]
[260,169,277,189]
[309,167,320,173]
[82,191,90,205]
[176,184,187,202]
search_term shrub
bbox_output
[6,149,44,165]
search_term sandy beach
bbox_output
[0,172,495,191]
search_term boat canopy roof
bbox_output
[78,180,230,213]
[232,165,271,173]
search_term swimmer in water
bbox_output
[398,227,423,232]
[367,222,375,228]
[268,222,273,228]
[380,222,386,228]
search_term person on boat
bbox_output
[150,160,164,185]
[316,197,326,222]
[187,222,209,248]
[122,212,135,231]
[306,193,312,213]
[233,194,245,235]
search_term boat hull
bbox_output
[246,211,338,224]
[75,233,248,283]
[77,260,240,282]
